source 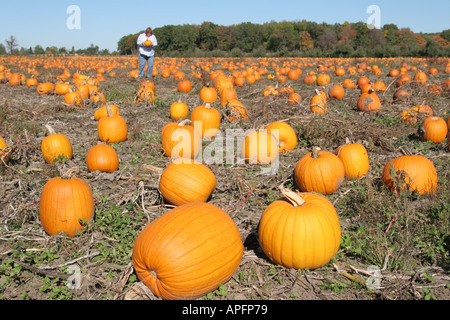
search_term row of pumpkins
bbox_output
[0,61,448,300]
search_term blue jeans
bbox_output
[139,53,154,78]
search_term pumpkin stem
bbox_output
[205,103,211,109]
[345,137,351,145]
[279,185,305,207]
[141,164,163,174]
[45,124,56,136]
[106,104,113,117]
[61,167,79,179]
[311,147,321,159]
[179,119,191,126]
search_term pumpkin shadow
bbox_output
[242,221,275,264]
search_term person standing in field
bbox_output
[137,27,158,79]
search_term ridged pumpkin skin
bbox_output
[190,103,221,139]
[159,158,217,206]
[418,116,448,144]
[295,148,345,195]
[258,190,341,270]
[41,126,73,164]
[241,130,279,165]
[161,121,202,159]
[86,144,119,173]
[335,142,369,179]
[97,106,128,143]
[94,104,120,121]
[381,155,438,194]
[169,101,189,121]
[39,176,94,237]
[265,121,297,153]
[132,202,243,300]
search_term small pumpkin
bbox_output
[357,89,381,112]
[294,147,345,195]
[132,202,243,300]
[328,84,345,100]
[37,82,55,95]
[177,79,192,93]
[170,100,189,121]
[241,130,279,165]
[97,105,128,143]
[335,139,369,180]
[418,116,448,143]
[316,74,331,86]
[159,158,217,206]
[86,143,119,173]
[258,186,341,270]
[413,71,427,85]
[64,91,83,107]
[382,155,437,194]
[265,121,297,153]
[288,92,301,105]
[310,89,327,114]
[55,83,73,95]
[41,125,73,163]
[39,171,94,237]
[143,39,153,47]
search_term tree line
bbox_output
[3,20,450,57]
[118,20,450,58]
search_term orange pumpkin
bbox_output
[0,136,10,164]
[41,125,73,163]
[265,121,297,153]
[159,158,217,206]
[170,100,189,121]
[132,202,243,300]
[418,116,448,143]
[328,84,345,100]
[97,105,128,143]
[86,143,119,173]
[382,155,437,194]
[258,187,341,270]
[335,140,370,179]
[39,174,94,237]
[161,120,202,159]
[241,130,279,165]
[294,147,345,195]
[190,103,221,139]
[357,89,381,112]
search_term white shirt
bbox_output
[137,33,158,57]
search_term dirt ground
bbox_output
[0,56,449,301]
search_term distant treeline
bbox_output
[3,20,449,57]
[117,20,450,58]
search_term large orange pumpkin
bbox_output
[258,187,341,270]
[39,174,94,237]
[132,202,243,300]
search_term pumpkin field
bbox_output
[0,55,449,301]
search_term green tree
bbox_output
[197,21,218,51]
[440,29,450,41]
[266,21,299,52]
[232,22,265,52]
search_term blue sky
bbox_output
[1,0,449,52]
